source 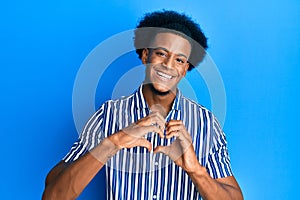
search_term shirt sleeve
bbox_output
[206,115,233,179]
[63,103,105,163]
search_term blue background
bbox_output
[0,0,299,199]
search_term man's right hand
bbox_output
[107,111,166,152]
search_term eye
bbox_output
[176,58,186,64]
[155,51,167,57]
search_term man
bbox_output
[42,10,243,200]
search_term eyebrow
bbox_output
[152,47,188,59]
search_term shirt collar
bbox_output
[133,84,148,110]
[133,84,182,111]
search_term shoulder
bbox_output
[98,93,136,111]
[180,95,213,115]
[179,95,222,130]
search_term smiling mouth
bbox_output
[156,71,175,80]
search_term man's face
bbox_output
[142,32,191,95]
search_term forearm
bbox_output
[42,138,119,200]
[187,165,243,200]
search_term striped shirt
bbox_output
[64,84,232,200]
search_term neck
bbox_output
[142,84,177,117]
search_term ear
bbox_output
[183,62,190,76]
[141,48,149,64]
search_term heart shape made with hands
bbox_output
[145,105,194,161]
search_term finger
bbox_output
[165,124,182,139]
[150,104,167,118]
[166,121,191,139]
[150,118,165,131]
[122,121,165,139]
[136,138,152,152]
[144,117,165,134]
[152,111,166,124]
[166,130,180,139]
[148,112,166,129]
[166,120,182,127]
[166,120,182,130]
[138,112,165,130]
[154,144,183,162]
[143,125,165,138]
[153,145,169,155]
[151,110,166,121]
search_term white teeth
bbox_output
[157,71,172,79]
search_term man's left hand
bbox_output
[154,120,200,173]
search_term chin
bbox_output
[150,83,174,96]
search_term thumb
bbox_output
[137,138,152,152]
[154,145,170,155]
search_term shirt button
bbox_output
[154,161,159,166]
[153,194,157,199]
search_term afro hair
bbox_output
[134,10,208,71]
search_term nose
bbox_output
[162,55,175,69]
